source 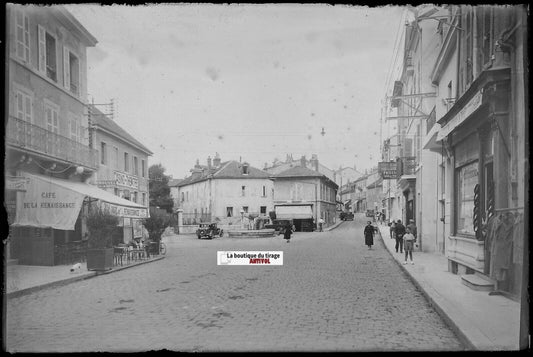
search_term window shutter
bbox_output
[24,95,32,123]
[38,25,46,73]
[63,46,70,90]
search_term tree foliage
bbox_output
[143,207,170,242]
[86,206,119,249]
[148,163,174,213]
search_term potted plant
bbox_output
[143,207,170,255]
[86,206,119,271]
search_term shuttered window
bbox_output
[15,8,30,62]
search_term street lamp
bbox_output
[240,208,245,229]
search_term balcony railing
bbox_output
[6,116,98,169]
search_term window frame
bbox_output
[100,141,107,166]
[44,99,59,134]
[15,8,30,63]
[124,152,129,172]
[15,88,33,124]
[226,207,233,217]
[63,46,80,96]
[38,26,58,82]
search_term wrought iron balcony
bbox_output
[6,116,98,169]
[397,156,417,177]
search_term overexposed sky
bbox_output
[66,4,406,179]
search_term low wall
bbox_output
[227,229,276,238]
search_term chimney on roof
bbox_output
[310,154,319,172]
[194,159,201,169]
[300,155,307,168]
[213,152,221,167]
[207,156,212,169]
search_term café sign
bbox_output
[99,201,148,219]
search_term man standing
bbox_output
[407,219,417,239]
[395,219,406,253]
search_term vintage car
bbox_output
[196,222,224,239]
[340,212,354,221]
[366,209,375,217]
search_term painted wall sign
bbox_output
[437,90,483,141]
[114,171,139,189]
[99,201,148,219]
[14,177,85,230]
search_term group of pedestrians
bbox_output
[388,219,417,264]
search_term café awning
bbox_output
[275,205,313,219]
[14,173,148,230]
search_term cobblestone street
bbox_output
[6,217,465,352]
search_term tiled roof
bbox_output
[214,161,271,179]
[177,161,271,187]
[168,178,183,187]
[90,105,153,155]
[274,166,324,178]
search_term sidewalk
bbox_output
[5,255,165,299]
[376,225,521,351]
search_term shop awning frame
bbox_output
[275,205,313,220]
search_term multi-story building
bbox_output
[272,158,339,231]
[426,5,527,300]
[175,155,274,230]
[5,5,148,266]
[333,165,363,188]
[264,154,335,181]
[386,5,527,302]
[383,5,441,252]
[88,104,153,243]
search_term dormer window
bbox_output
[242,163,249,175]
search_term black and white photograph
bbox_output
[3,3,529,352]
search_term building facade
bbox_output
[272,162,339,231]
[5,5,148,266]
[88,104,153,244]
[5,5,98,265]
[175,156,274,230]
[387,5,528,301]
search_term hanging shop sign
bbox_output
[6,176,30,191]
[378,162,397,180]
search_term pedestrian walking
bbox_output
[318,218,324,232]
[284,223,292,243]
[364,221,374,249]
[389,220,396,240]
[403,227,416,264]
[395,219,406,253]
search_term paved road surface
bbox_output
[6,216,464,352]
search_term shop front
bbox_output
[437,68,525,298]
[274,204,315,232]
[10,172,148,266]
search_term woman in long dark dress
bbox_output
[364,221,374,249]
[284,224,292,243]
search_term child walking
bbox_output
[403,227,416,264]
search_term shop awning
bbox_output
[275,205,313,219]
[13,173,148,230]
[343,199,352,206]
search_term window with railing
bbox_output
[6,115,98,168]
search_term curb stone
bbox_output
[6,256,165,299]
[377,229,474,351]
